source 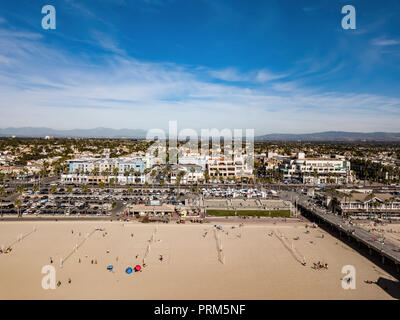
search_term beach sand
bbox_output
[0,220,398,299]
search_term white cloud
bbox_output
[209,68,244,82]
[209,67,287,83]
[255,69,287,82]
[371,38,400,46]
[91,30,125,55]
[0,27,399,133]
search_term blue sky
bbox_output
[0,0,399,134]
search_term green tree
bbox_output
[81,184,89,194]
[32,185,39,194]
[113,167,119,176]
[50,185,57,215]
[99,182,106,214]
[14,198,22,217]
[16,185,25,195]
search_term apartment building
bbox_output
[207,156,253,179]
[68,157,146,175]
[62,157,148,184]
[280,153,353,184]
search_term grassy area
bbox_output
[206,209,291,218]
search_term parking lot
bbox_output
[0,186,192,216]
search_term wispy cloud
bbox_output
[209,67,244,82]
[209,67,288,83]
[0,28,42,40]
[371,38,400,46]
[91,30,126,55]
[0,25,399,133]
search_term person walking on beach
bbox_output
[49,257,53,264]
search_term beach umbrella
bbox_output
[125,267,133,274]
[135,265,141,272]
[107,265,113,271]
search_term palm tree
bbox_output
[66,185,73,215]
[113,167,119,177]
[39,168,47,189]
[92,167,100,177]
[99,182,106,214]
[371,200,380,217]
[383,198,392,220]
[66,185,73,194]
[50,185,57,195]
[14,199,22,218]
[127,185,133,196]
[312,169,319,184]
[190,167,195,184]
[16,185,24,196]
[0,186,5,217]
[204,171,210,183]
[81,184,89,194]
[32,185,39,194]
[22,168,29,188]
[99,182,106,191]
[327,172,333,184]
[50,185,57,215]
[124,170,130,184]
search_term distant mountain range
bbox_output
[1,127,400,141]
[255,131,400,142]
[0,127,147,139]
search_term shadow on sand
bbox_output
[376,277,400,300]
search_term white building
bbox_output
[207,155,253,180]
[169,164,204,184]
[280,154,353,184]
[61,157,148,184]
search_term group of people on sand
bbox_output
[312,261,328,270]
[0,247,12,254]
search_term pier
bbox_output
[291,193,400,275]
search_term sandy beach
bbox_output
[0,220,398,299]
